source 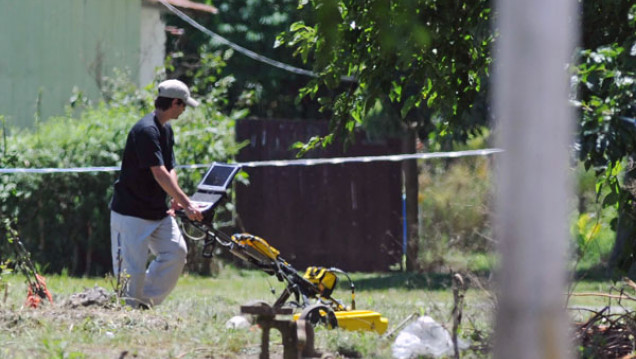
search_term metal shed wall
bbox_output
[0,0,141,128]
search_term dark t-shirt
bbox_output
[110,113,176,220]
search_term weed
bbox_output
[0,262,11,306]
[42,338,86,359]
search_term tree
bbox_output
[164,0,322,119]
[574,2,636,277]
[278,0,494,269]
[166,0,634,276]
[279,0,492,143]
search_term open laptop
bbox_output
[190,162,241,213]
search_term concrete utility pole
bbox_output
[493,0,577,358]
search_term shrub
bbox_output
[418,156,493,268]
[416,133,494,271]
[0,53,248,276]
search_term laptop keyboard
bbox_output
[191,201,212,209]
[190,192,223,211]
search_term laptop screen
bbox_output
[198,163,240,192]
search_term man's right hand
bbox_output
[183,204,203,222]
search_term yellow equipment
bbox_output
[303,266,339,297]
[293,309,389,334]
[178,216,389,334]
[176,163,388,333]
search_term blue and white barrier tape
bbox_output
[0,148,503,174]
[0,166,120,174]
[239,148,502,167]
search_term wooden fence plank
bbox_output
[235,119,403,271]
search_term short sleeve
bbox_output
[135,126,164,168]
[169,125,177,169]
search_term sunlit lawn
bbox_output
[0,259,629,359]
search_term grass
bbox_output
[0,210,624,359]
[1,262,632,359]
[0,266,491,359]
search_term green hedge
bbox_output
[1,66,248,276]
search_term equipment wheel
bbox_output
[299,304,338,329]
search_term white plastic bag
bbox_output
[392,316,468,359]
[225,315,251,330]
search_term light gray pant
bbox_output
[110,211,187,307]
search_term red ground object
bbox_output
[25,274,53,308]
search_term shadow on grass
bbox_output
[348,270,493,291]
[348,265,616,292]
[573,263,615,282]
[351,264,616,292]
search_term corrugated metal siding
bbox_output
[0,0,141,128]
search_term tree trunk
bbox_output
[493,0,576,357]
[84,221,93,276]
[609,162,636,279]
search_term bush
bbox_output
[0,54,248,276]
[418,155,493,269]
[571,164,617,275]
[414,142,617,275]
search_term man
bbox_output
[110,79,203,308]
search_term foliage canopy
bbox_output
[165,0,320,119]
[575,2,636,276]
[276,0,493,148]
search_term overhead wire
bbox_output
[156,0,356,82]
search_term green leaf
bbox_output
[401,96,418,119]
[426,91,438,108]
[603,192,618,207]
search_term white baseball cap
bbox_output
[157,79,199,107]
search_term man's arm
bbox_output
[150,165,203,221]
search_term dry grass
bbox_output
[0,268,499,359]
[1,266,630,359]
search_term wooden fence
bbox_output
[235,119,404,271]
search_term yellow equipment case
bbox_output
[293,309,388,334]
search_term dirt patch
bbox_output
[63,286,117,309]
[1,287,174,336]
